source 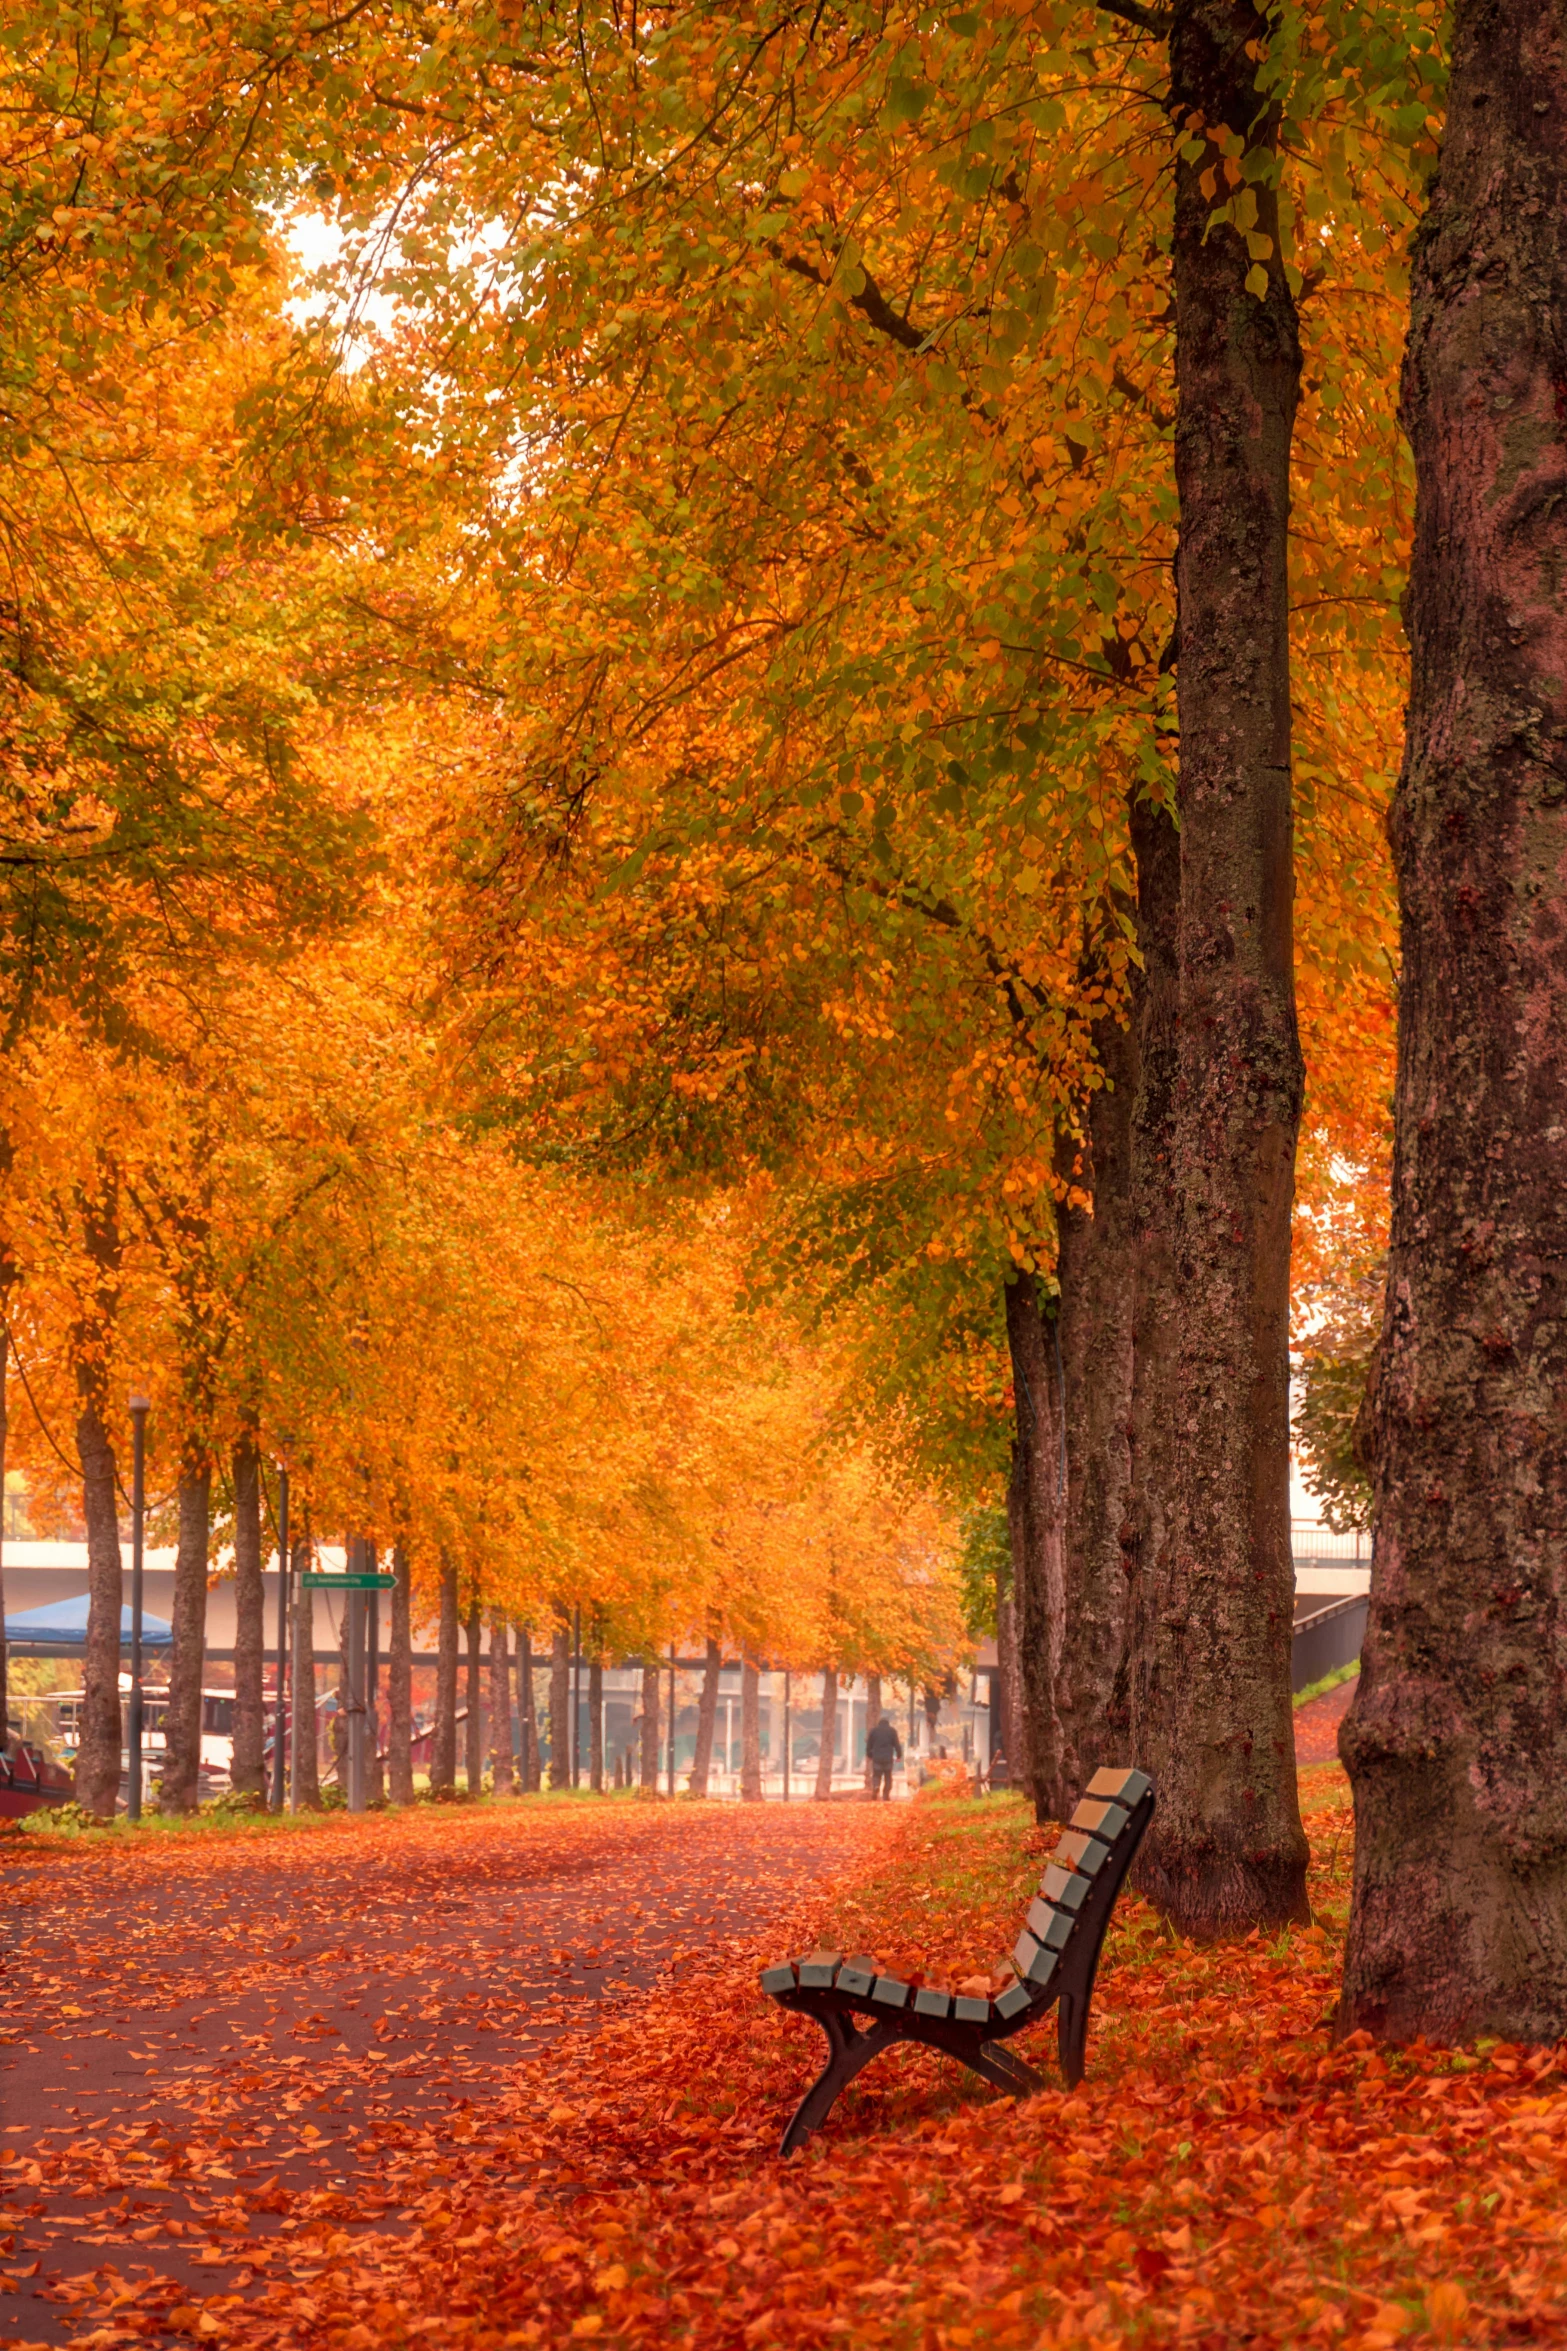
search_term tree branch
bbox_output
[1097,0,1173,34]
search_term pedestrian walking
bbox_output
[865,1710,902,1800]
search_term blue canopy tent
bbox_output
[3,1595,174,1654]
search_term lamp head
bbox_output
[129,1394,151,1417]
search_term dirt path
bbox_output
[1293,1676,1356,1767]
[0,1797,898,2347]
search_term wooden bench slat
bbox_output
[1041,1862,1091,1911]
[1069,1797,1131,1843]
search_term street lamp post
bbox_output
[270,1466,290,1811]
[127,1395,150,1822]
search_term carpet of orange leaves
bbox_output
[8,1767,1567,2351]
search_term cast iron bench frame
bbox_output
[760,1766,1154,2155]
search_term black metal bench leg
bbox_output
[780,2013,904,2156]
[963,2041,1044,2099]
[1056,1950,1095,2087]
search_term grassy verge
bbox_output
[1294,1658,1362,1708]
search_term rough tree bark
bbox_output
[814,1668,838,1800]
[589,1656,604,1791]
[862,1671,881,1792]
[230,1437,265,1801]
[1340,0,1567,2040]
[291,1539,320,1808]
[549,1623,571,1789]
[490,1618,513,1794]
[160,1461,211,1815]
[740,1652,762,1800]
[1004,1276,1067,1820]
[432,1552,459,1792]
[994,1597,1022,1777]
[464,1602,483,1791]
[1054,991,1138,1808]
[388,1544,413,1804]
[1124,0,1310,1934]
[638,1656,660,1794]
[690,1635,721,1796]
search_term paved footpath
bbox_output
[0,1798,896,2347]
[1293,1676,1357,1768]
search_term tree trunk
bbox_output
[490,1618,514,1794]
[1004,1277,1067,1820]
[1340,0,1567,2042]
[638,1656,660,1794]
[464,1601,483,1791]
[549,1622,571,1790]
[1125,0,1310,1936]
[690,1636,721,1796]
[76,1402,123,1819]
[740,1651,762,1800]
[995,1595,1023,1779]
[160,1461,211,1815]
[588,1656,604,1791]
[1054,991,1138,1809]
[862,1671,881,1793]
[519,1625,539,1790]
[388,1544,414,1803]
[814,1668,838,1800]
[432,1552,458,1792]
[230,1438,265,1801]
[291,1539,320,1808]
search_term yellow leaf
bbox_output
[1245,263,1269,300]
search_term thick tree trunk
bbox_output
[490,1618,513,1794]
[464,1602,483,1791]
[588,1657,604,1790]
[690,1637,721,1796]
[813,1668,837,1799]
[995,1595,1023,1780]
[549,1623,571,1789]
[388,1544,414,1803]
[1126,0,1310,1936]
[291,1540,320,1808]
[230,1438,265,1801]
[519,1626,539,1790]
[1340,0,1567,2041]
[860,1671,880,1792]
[740,1651,762,1800]
[638,1657,660,1794]
[76,1403,123,1819]
[432,1553,459,1791]
[161,1463,211,1815]
[1054,994,1138,1808]
[1004,1277,1067,1819]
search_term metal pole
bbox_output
[571,1604,581,1789]
[345,1568,366,1814]
[783,1669,791,1803]
[667,1645,676,1797]
[367,1569,380,1794]
[270,1467,290,1811]
[127,1397,150,1822]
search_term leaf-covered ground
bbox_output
[6,1763,1566,2350]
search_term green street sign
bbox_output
[300,1571,396,1590]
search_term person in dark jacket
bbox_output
[865,1712,903,1800]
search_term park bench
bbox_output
[760,1765,1153,2155]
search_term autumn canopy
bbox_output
[1,0,1565,2056]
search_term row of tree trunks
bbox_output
[1006,0,1309,1936]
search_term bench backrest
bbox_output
[763,1763,1152,2029]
